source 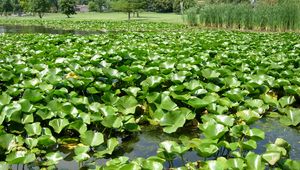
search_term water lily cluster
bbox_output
[0,28,300,170]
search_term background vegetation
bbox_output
[0,0,299,30]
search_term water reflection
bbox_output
[252,117,300,159]
[11,118,300,169]
[0,25,106,35]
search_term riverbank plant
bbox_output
[185,0,300,31]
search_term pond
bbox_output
[0,25,106,34]
[2,26,299,169]
[11,118,300,170]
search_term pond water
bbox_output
[252,117,300,159]
[11,118,300,170]
[0,25,106,34]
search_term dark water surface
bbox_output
[11,118,300,170]
[0,25,106,34]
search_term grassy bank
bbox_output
[0,12,184,24]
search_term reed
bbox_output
[185,0,300,31]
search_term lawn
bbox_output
[0,12,184,24]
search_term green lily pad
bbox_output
[279,96,296,108]
[245,128,265,141]
[101,115,123,128]
[0,134,16,151]
[80,130,104,147]
[227,158,245,170]
[116,96,138,115]
[68,120,87,134]
[202,69,220,79]
[280,108,300,126]
[25,122,42,136]
[23,89,43,102]
[49,118,69,134]
[197,143,219,158]
[262,152,281,166]
[0,93,12,108]
[94,137,119,158]
[236,110,261,124]
[199,120,228,139]
[160,109,186,133]
[245,152,265,170]
[0,162,9,170]
[6,151,35,164]
[159,92,177,111]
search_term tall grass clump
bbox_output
[184,7,199,26]
[185,0,300,31]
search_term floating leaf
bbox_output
[49,118,69,134]
[280,108,300,126]
[0,93,12,108]
[101,115,123,128]
[116,95,138,115]
[262,152,281,165]
[23,89,43,102]
[236,110,261,124]
[159,93,177,111]
[227,158,244,170]
[25,122,42,136]
[0,134,16,151]
[199,120,228,139]
[202,69,220,79]
[80,131,104,147]
[279,96,296,108]
[160,110,186,133]
[245,152,265,170]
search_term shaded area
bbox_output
[0,25,106,35]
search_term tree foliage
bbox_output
[30,0,50,18]
[111,0,145,20]
[152,0,173,13]
[59,0,76,17]
[2,0,13,14]
[173,0,196,14]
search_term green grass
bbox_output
[0,12,184,24]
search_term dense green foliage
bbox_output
[0,0,198,16]
[30,0,51,18]
[59,0,76,18]
[0,22,300,169]
[0,19,186,31]
[185,0,300,31]
[110,0,145,20]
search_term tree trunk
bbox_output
[137,11,139,18]
[38,12,43,19]
[128,12,131,20]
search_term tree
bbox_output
[59,0,76,17]
[2,0,13,15]
[12,0,22,15]
[173,0,196,14]
[30,0,50,18]
[94,0,107,12]
[152,0,173,13]
[88,0,97,11]
[111,0,145,20]
[49,0,59,12]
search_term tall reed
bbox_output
[185,0,300,31]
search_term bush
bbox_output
[88,1,98,12]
